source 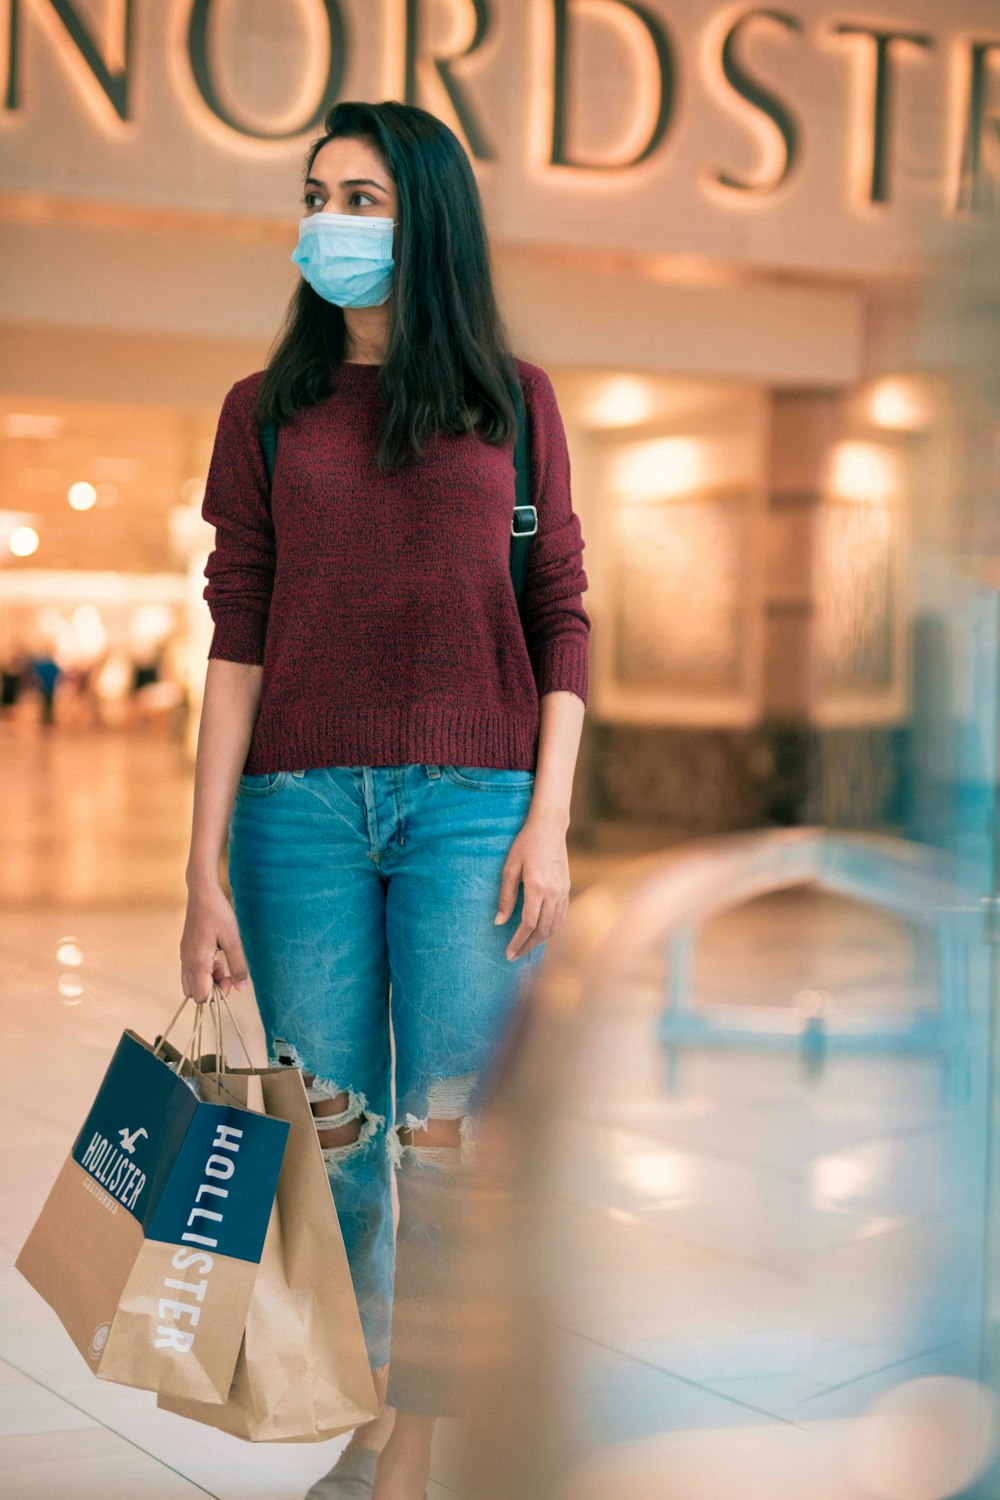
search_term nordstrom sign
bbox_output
[5,0,1000,217]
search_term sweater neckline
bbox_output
[338,360,383,372]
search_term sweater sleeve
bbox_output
[518,366,592,706]
[201,381,276,666]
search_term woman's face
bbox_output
[302,135,399,227]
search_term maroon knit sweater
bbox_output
[201,357,591,774]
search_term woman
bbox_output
[180,99,590,1500]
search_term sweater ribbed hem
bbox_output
[245,701,541,775]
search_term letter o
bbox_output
[205,1154,235,1179]
[186,0,345,140]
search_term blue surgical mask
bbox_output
[291,212,397,308]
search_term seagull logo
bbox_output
[118,1125,148,1155]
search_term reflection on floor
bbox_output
[532,1042,988,1498]
[0,722,994,1497]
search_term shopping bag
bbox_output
[158,1032,379,1441]
[15,994,289,1405]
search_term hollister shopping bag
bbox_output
[159,1061,379,1441]
[15,1002,289,1405]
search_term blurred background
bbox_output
[2,1,1000,1497]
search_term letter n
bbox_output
[4,0,135,119]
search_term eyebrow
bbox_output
[304,176,389,193]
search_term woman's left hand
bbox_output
[494,809,571,960]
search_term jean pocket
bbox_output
[236,770,289,796]
[441,765,536,791]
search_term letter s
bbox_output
[171,1247,214,1275]
[708,8,803,196]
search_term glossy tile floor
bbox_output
[1,716,996,1498]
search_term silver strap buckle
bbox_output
[512,505,538,538]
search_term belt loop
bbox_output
[425,764,442,779]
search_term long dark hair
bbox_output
[254,99,520,472]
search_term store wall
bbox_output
[2,0,988,835]
[2,0,993,276]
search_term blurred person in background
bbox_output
[180,100,590,1500]
[0,647,28,713]
[28,647,61,727]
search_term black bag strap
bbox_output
[258,367,536,610]
[259,419,278,490]
[508,369,537,611]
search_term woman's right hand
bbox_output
[180,881,250,1005]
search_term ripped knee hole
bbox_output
[310,1088,367,1149]
[396,1117,465,1149]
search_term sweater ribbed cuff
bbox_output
[534,639,589,707]
[207,610,269,666]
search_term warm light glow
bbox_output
[70,605,110,660]
[613,1138,694,1207]
[128,604,174,653]
[68,481,98,511]
[0,570,186,603]
[828,441,898,503]
[811,1148,879,1209]
[56,940,83,967]
[4,413,63,439]
[586,376,655,428]
[868,378,932,431]
[614,437,707,500]
[8,526,40,557]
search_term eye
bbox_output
[348,191,377,207]
[302,191,324,210]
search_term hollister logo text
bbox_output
[154,1121,244,1354]
[79,1129,147,1210]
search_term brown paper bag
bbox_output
[16,1001,288,1406]
[158,1063,379,1441]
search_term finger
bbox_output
[533,894,560,941]
[220,930,251,990]
[505,917,535,960]
[505,891,543,959]
[211,952,232,996]
[222,934,250,991]
[507,893,559,959]
[213,939,250,994]
[549,893,565,929]
[494,859,523,925]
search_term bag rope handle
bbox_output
[154,980,257,1078]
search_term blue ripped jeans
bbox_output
[226,762,546,1416]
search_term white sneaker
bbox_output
[305,1445,378,1499]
